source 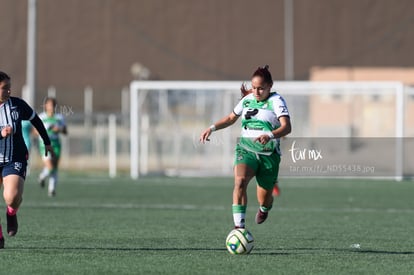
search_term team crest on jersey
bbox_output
[14,162,22,172]
[11,110,19,121]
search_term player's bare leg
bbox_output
[232,164,255,228]
[0,181,3,248]
[255,185,273,224]
[2,175,24,236]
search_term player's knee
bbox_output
[234,177,249,190]
[4,193,22,207]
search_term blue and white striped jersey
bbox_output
[0,97,35,164]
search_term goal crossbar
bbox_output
[130,81,405,180]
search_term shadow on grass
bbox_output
[253,247,414,256]
[8,246,414,255]
[9,246,225,252]
[350,249,414,255]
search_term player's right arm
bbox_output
[199,112,239,143]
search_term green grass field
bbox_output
[1,172,413,274]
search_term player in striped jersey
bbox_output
[0,71,54,249]
[200,66,291,229]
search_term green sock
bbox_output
[232,204,247,228]
[260,205,272,213]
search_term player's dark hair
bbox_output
[0,71,11,82]
[240,65,274,97]
[44,97,57,107]
[252,65,273,87]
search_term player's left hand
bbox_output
[51,125,61,133]
[45,145,56,158]
[254,134,271,145]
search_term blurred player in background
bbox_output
[21,120,33,154]
[21,120,33,175]
[0,71,53,249]
[37,97,67,197]
[200,65,291,229]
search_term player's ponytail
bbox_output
[240,83,252,98]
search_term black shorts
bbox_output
[0,161,27,180]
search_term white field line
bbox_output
[22,202,414,214]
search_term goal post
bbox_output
[130,81,242,179]
[130,81,406,180]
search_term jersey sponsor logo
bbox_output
[245,109,258,119]
[244,126,263,131]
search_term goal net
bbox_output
[130,81,409,180]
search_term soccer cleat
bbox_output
[48,190,56,197]
[39,178,45,188]
[6,214,18,237]
[0,237,4,249]
[255,209,268,224]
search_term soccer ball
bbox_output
[225,228,254,255]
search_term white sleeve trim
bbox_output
[28,110,36,121]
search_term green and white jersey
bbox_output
[233,92,289,155]
[38,112,66,144]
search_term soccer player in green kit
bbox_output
[200,65,291,228]
[37,97,67,197]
